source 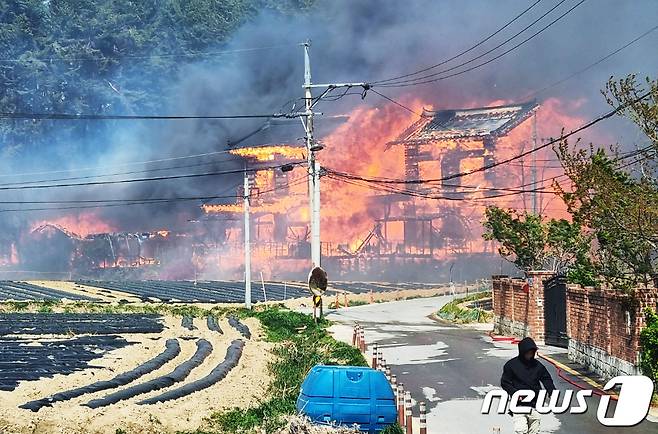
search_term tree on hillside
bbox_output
[0,0,308,156]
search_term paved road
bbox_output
[326,296,657,434]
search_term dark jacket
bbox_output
[500,337,555,407]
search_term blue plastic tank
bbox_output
[296,365,397,433]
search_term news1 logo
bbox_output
[481,375,655,427]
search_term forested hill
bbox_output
[0,0,312,155]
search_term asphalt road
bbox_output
[326,296,657,434]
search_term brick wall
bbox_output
[492,273,658,379]
[492,271,554,343]
[566,285,658,378]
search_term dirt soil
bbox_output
[0,315,273,434]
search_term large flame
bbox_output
[22,96,590,279]
[31,212,117,238]
[229,145,305,161]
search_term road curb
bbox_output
[539,353,609,392]
[539,353,658,420]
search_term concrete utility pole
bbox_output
[302,42,321,268]
[243,170,252,309]
[301,41,368,268]
[531,111,538,215]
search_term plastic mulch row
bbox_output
[181,316,195,330]
[206,316,223,334]
[138,339,245,405]
[228,316,251,339]
[83,339,212,409]
[19,338,181,412]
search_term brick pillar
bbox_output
[526,271,555,344]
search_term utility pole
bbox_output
[300,41,368,269]
[302,42,321,268]
[531,111,538,215]
[243,170,251,309]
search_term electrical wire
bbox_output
[0,112,292,120]
[525,24,658,99]
[324,142,656,202]
[0,157,246,187]
[372,0,543,85]
[0,173,308,213]
[376,0,586,88]
[0,162,305,192]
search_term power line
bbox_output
[372,0,543,85]
[525,24,658,99]
[375,0,585,88]
[0,162,304,192]
[325,142,655,203]
[0,112,294,120]
[0,174,308,213]
[0,157,246,187]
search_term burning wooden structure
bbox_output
[198,101,539,280]
[13,100,546,281]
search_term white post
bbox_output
[260,271,267,303]
[244,172,252,309]
[303,42,321,268]
[312,160,321,265]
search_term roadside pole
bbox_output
[300,41,368,269]
[244,171,252,309]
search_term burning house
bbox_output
[10,97,572,282]
[197,100,542,281]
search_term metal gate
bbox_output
[543,275,568,348]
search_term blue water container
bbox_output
[296,365,397,433]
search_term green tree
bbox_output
[639,308,658,390]
[483,207,546,272]
[0,0,312,155]
[482,206,593,283]
[554,75,658,290]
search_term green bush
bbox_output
[437,291,492,323]
[381,423,404,434]
[639,308,658,388]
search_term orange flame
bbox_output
[31,212,117,237]
[229,145,305,161]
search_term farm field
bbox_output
[0,280,455,433]
[0,310,270,434]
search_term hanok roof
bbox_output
[392,100,538,144]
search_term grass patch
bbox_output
[437,291,492,323]
[204,306,367,433]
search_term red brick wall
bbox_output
[492,271,554,343]
[567,286,658,364]
[494,272,658,375]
